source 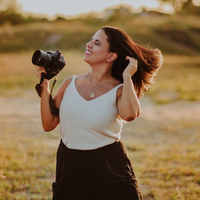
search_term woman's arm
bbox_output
[35,66,72,131]
[117,56,141,121]
[40,80,59,131]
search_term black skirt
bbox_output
[52,139,143,200]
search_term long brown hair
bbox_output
[101,26,163,98]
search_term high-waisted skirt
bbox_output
[52,139,143,200]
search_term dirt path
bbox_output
[0,91,199,142]
[120,96,200,146]
[1,90,200,116]
[0,90,200,126]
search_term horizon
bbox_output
[16,0,174,19]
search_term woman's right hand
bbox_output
[35,65,50,82]
[35,65,46,80]
[35,66,50,92]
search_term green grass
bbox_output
[0,51,200,199]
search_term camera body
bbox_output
[32,49,65,80]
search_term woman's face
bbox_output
[83,30,111,65]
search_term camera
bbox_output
[32,49,65,80]
[32,50,66,116]
[32,49,66,97]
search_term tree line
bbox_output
[0,0,199,26]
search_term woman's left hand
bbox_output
[123,56,138,78]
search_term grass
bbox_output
[149,55,200,103]
[0,102,200,199]
[0,51,200,199]
[0,51,200,102]
[0,51,90,96]
[0,15,200,55]
[122,119,200,200]
[0,123,57,200]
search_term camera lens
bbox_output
[32,50,52,69]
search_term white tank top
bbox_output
[59,75,124,150]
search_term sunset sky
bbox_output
[17,0,174,17]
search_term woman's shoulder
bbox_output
[60,72,89,90]
[111,78,123,88]
[60,76,74,89]
[73,73,90,87]
[111,79,123,100]
[53,76,75,108]
[54,76,73,100]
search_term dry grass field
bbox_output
[0,51,200,199]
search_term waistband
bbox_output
[60,139,122,155]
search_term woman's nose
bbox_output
[86,41,92,48]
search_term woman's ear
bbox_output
[106,53,118,63]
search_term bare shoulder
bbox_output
[55,73,89,97]
[61,76,74,87]
[53,76,73,107]
[56,76,74,94]
[111,79,123,99]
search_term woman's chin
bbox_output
[83,56,90,64]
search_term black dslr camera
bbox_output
[32,49,65,80]
[32,50,66,116]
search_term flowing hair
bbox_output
[101,26,163,98]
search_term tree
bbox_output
[158,0,197,12]
[0,0,22,12]
[180,0,200,14]
[0,0,24,25]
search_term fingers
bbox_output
[126,56,138,67]
[123,56,138,77]
[35,66,46,81]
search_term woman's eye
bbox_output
[90,38,100,45]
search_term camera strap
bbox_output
[35,78,44,97]
[35,74,59,117]
[49,75,59,117]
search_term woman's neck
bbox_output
[89,69,111,83]
[88,62,112,82]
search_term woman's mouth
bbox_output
[85,50,92,55]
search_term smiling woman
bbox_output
[34,25,163,200]
[83,30,112,67]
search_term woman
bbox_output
[35,26,163,200]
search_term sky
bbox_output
[16,0,174,18]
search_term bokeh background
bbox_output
[0,0,200,199]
